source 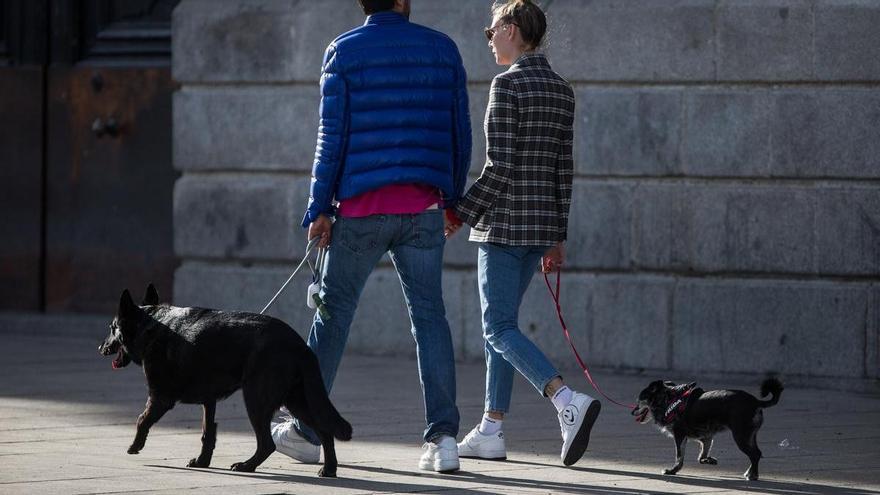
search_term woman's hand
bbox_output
[541,242,565,273]
[444,209,463,238]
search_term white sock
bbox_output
[478,414,502,435]
[550,386,573,413]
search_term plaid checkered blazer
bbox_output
[455,53,575,246]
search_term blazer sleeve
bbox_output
[454,75,517,226]
[302,43,347,228]
[556,112,575,241]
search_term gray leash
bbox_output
[260,237,320,315]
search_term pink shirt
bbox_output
[338,183,440,218]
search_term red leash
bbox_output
[543,269,636,410]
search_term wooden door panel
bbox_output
[0,67,44,310]
[44,67,177,312]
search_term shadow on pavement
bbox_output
[567,465,880,495]
[145,464,489,494]
[345,464,680,495]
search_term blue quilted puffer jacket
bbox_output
[301,11,472,227]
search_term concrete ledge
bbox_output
[574,87,880,179]
[172,176,878,277]
[576,89,682,176]
[770,89,880,178]
[172,0,363,83]
[815,0,880,80]
[869,285,880,379]
[175,85,490,175]
[681,90,773,176]
[717,0,813,81]
[173,0,880,84]
[633,183,816,274]
[566,182,634,270]
[816,186,880,276]
[547,0,716,82]
[174,87,320,172]
[673,278,872,378]
[586,276,674,370]
[173,174,310,260]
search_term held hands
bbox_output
[444,209,463,238]
[541,242,565,273]
[308,214,333,248]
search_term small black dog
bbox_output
[98,285,352,477]
[632,378,783,480]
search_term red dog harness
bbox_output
[660,383,702,426]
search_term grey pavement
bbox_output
[1,313,879,495]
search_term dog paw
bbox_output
[699,457,718,465]
[230,462,256,472]
[662,468,679,476]
[744,469,758,481]
[187,457,209,468]
[318,466,337,478]
[127,446,141,455]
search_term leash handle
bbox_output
[260,237,320,315]
[543,269,637,410]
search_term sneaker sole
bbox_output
[275,444,320,464]
[459,454,507,461]
[419,460,460,473]
[562,400,601,466]
[273,433,321,464]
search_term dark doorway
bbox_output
[0,1,180,313]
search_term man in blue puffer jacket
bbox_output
[272,0,471,474]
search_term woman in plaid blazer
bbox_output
[451,0,601,467]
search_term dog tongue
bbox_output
[112,350,123,369]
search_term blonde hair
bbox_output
[492,0,547,50]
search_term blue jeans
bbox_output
[479,243,561,414]
[294,210,459,443]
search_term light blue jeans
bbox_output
[294,210,459,443]
[479,243,561,414]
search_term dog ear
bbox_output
[142,283,159,306]
[647,380,665,392]
[119,289,141,318]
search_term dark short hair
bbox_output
[358,0,395,15]
[492,0,547,50]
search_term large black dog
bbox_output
[98,285,352,477]
[632,378,783,480]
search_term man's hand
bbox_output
[541,242,565,273]
[308,214,333,248]
[444,209,463,238]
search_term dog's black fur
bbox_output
[98,285,352,477]
[632,378,783,480]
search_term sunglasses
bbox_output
[484,22,517,41]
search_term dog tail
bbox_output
[298,355,353,442]
[758,377,784,408]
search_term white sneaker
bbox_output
[271,420,320,464]
[457,426,506,460]
[559,392,601,466]
[419,435,460,473]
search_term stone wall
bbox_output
[172,0,880,386]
